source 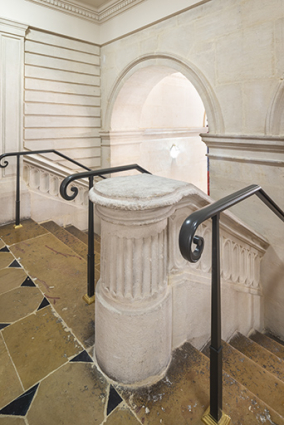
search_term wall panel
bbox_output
[24,29,101,171]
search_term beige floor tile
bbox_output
[0,252,15,270]
[104,405,141,425]
[2,306,82,390]
[0,269,27,296]
[0,287,43,323]
[0,334,23,410]
[27,362,108,425]
[41,221,88,260]
[0,219,48,246]
[10,233,94,348]
[0,240,4,249]
[0,417,26,424]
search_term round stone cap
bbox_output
[89,174,195,210]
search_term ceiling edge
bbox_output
[24,0,145,23]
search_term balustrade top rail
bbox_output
[0,149,92,172]
[179,184,284,264]
[60,164,151,201]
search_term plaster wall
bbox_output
[101,0,284,135]
[100,0,284,340]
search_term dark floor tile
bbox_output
[21,276,35,287]
[8,260,22,268]
[104,405,142,425]
[70,350,93,363]
[0,324,10,330]
[37,297,50,311]
[107,386,123,416]
[0,246,9,253]
[0,384,39,416]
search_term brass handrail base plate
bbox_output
[14,224,23,229]
[202,407,231,425]
[83,294,95,305]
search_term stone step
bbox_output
[202,340,284,418]
[250,330,284,360]
[64,224,100,253]
[41,221,100,284]
[119,342,284,425]
[230,331,284,382]
[64,224,88,244]
[0,218,48,246]
[41,221,89,261]
[265,332,284,348]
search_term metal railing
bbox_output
[0,150,95,227]
[179,184,284,423]
[60,164,151,304]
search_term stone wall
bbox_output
[100,0,284,340]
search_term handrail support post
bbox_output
[210,213,222,422]
[83,176,96,305]
[14,154,22,229]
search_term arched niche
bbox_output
[104,54,224,134]
[102,55,224,192]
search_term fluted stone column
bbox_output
[89,174,190,385]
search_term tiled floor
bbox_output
[0,219,284,425]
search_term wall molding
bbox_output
[202,133,284,166]
[25,0,145,23]
[0,18,28,37]
[100,128,206,146]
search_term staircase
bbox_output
[0,219,284,424]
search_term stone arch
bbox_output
[265,79,284,136]
[104,54,224,134]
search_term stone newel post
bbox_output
[89,174,190,385]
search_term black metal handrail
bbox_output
[0,149,96,227]
[179,184,284,423]
[60,164,151,304]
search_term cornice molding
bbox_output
[0,18,28,37]
[201,134,284,166]
[25,0,145,23]
[201,133,284,152]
